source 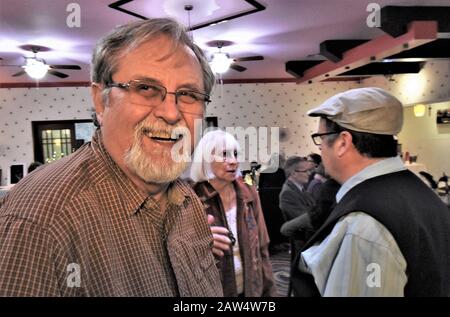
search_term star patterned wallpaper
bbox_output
[0,60,449,185]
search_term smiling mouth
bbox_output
[151,135,183,142]
[142,128,183,142]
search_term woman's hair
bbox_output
[190,129,241,182]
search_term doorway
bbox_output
[32,120,95,163]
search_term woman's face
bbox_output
[210,148,239,183]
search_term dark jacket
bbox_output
[193,179,277,297]
[279,179,315,221]
[292,170,450,297]
[258,168,286,189]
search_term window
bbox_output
[32,120,96,163]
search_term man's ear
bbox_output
[91,83,105,126]
[336,131,353,158]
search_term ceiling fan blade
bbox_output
[233,55,264,62]
[12,70,26,77]
[229,64,247,72]
[49,65,81,70]
[47,70,69,78]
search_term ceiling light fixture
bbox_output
[210,52,232,74]
[413,104,426,117]
[184,4,194,41]
[23,58,49,79]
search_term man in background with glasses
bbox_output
[291,87,450,297]
[279,157,316,223]
[0,19,222,296]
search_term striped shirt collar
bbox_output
[336,156,406,203]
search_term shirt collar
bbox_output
[199,178,254,204]
[289,179,305,192]
[336,156,406,203]
[92,130,189,215]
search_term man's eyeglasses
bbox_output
[106,79,211,115]
[311,131,340,146]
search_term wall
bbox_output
[363,60,450,178]
[0,81,362,184]
[398,101,450,179]
[0,87,92,185]
[361,60,450,106]
[207,81,360,168]
[1,60,450,185]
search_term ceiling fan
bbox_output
[206,40,264,73]
[0,44,81,79]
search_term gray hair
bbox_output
[284,156,306,178]
[190,129,241,182]
[91,18,215,103]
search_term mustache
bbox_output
[137,120,190,141]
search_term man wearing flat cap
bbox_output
[291,87,450,297]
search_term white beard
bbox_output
[124,120,189,184]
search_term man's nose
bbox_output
[152,93,181,124]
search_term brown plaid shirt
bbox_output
[0,130,222,297]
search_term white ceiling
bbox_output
[1,0,449,85]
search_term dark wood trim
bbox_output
[108,0,147,20]
[295,21,437,84]
[108,0,266,31]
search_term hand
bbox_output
[207,214,232,257]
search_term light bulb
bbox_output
[210,52,232,74]
[413,104,426,117]
[24,59,49,79]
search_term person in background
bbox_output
[281,163,333,239]
[279,156,316,221]
[291,87,450,297]
[190,129,277,297]
[257,152,288,249]
[306,163,328,197]
[258,152,286,189]
[305,153,321,185]
[0,18,222,296]
[306,153,321,167]
[280,177,340,240]
[27,161,43,174]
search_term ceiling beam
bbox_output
[385,39,450,60]
[339,61,425,76]
[381,6,450,37]
[285,61,323,78]
[294,21,437,84]
[320,40,369,63]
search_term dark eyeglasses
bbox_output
[311,131,340,146]
[106,79,211,115]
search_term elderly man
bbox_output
[279,156,316,221]
[0,19,222,296]
[291,87,450,297]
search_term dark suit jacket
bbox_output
[279,179,315,221]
